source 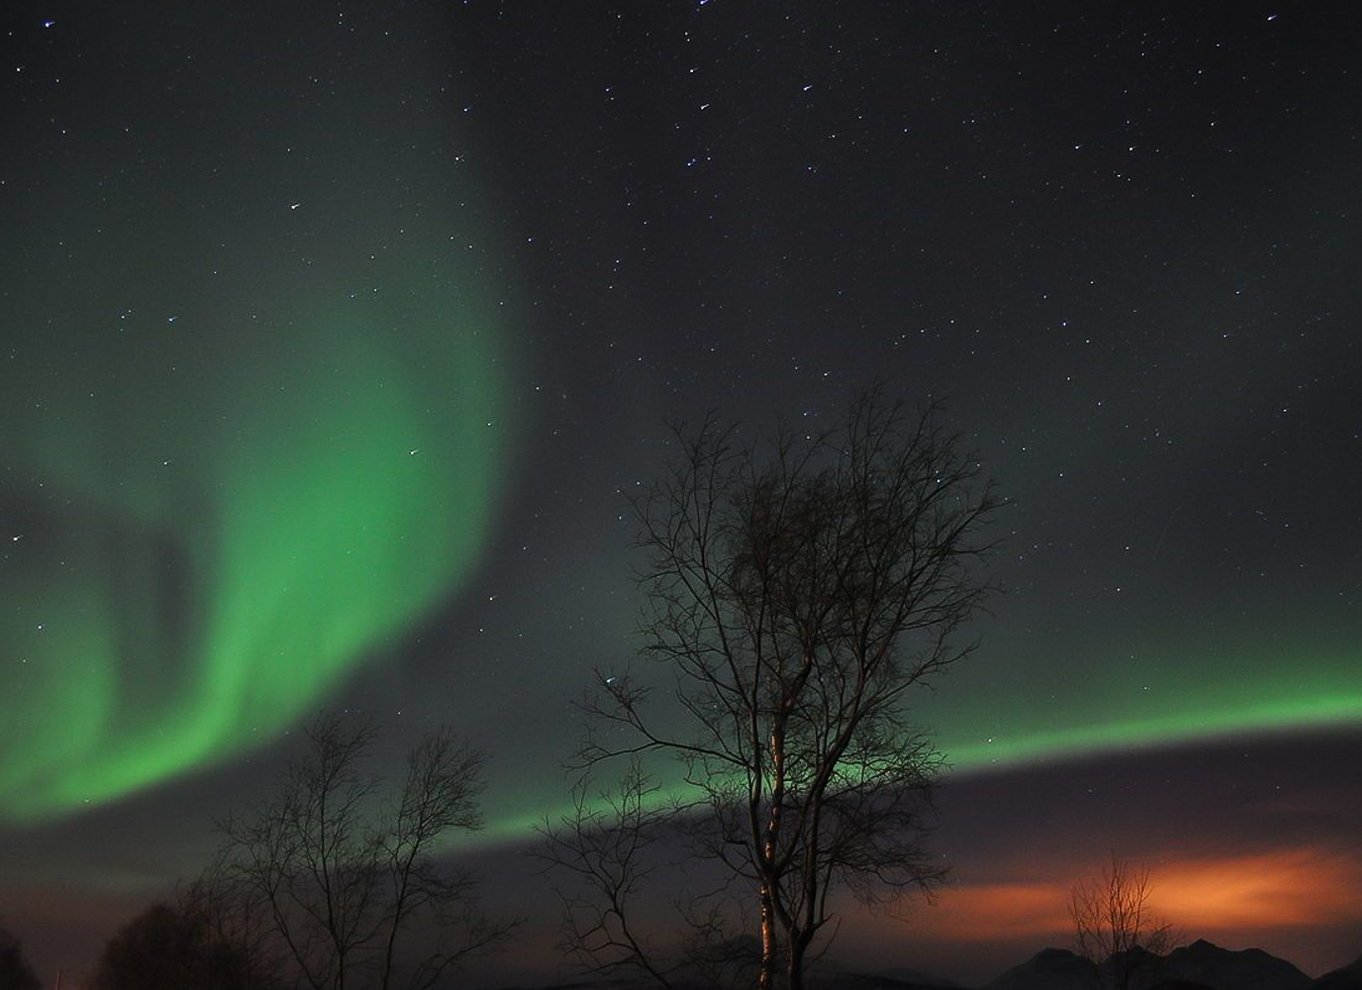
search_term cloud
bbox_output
[914,883,1073,942]
[1150,846,1362,931]
[850,843,1362,961]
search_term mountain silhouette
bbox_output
[500,942,1357,990]
[983,948,1100,990]
[1308,956,1362,990]
[1161,939,1311,990]
[978,941,1315,990]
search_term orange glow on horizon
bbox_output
[1149,847,1362,930]
[898,882,1074,941]
[870,844,1362,949]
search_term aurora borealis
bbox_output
[3,1,1361,986]
[1,283,510,820]
[0,2,517,821]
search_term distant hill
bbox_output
[1144,980,1216,990]
[983,947,1100,990]
[875,966,964,988]
[1161,939,1312,990]
[808,974,946,990]
[1309,957,1362,990]
[494,943,1355,990]
[976,940,1315,990]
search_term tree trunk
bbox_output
[788,935,808,990]
[758,881,779,990]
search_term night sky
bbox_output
[2,1,1360,987]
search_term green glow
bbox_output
[937,636,1362,773]
[473,636,1362,847]
[0,264,514,824]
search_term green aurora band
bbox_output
[463,609,1362,848]
[937,637,1362,771]
[1,1,520,826]
[465,631,1362,848]
[1,230,513,827]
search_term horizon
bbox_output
[9,728,1360,988]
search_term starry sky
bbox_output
[2,1,1360,986]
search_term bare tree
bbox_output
[1070,853,1175,990]
[538,762,684,987]
[547,392,999,990]
[540,763,770,990]
[217,713,513,990]
[183,858,286,989]
[90,897,282,990]
[0,923,41,990]
[378,728,509,990]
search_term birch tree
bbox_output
[549,392,999,990]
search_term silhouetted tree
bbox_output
[181,862,285,988]
[91,897,279,990]
[0,924,40,990]
[544,391,999,990]
[217,713,514,990]
[1070,853,1175,990]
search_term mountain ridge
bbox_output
[491,940,1358,990]
[974,939,1322,990]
